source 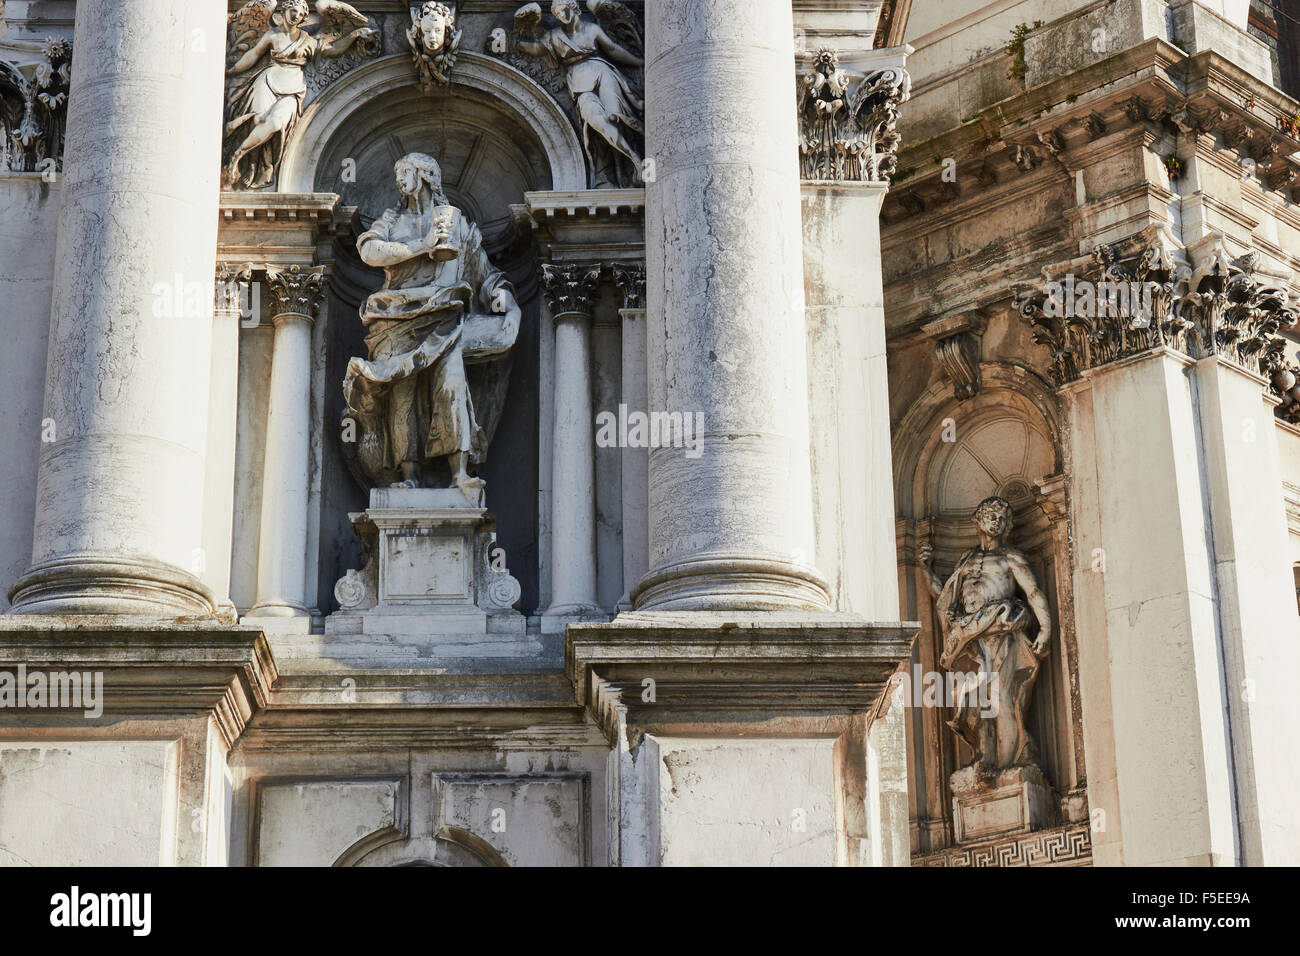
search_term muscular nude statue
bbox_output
[919,496,1053,775]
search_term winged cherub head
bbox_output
[414,2,454,51]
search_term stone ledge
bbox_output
[566,613,918,741]
[0,617,276,747]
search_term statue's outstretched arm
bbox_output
[319,27,376,58]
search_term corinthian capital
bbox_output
[612,264,647,312]
[798,47,910,183]
[541,263,602,318]
[265,265,327,320]
[214,263,253,315]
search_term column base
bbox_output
[7,554,216,617]
[246,602,311,619]
[631,554,832,612]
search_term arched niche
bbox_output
[279,52,587,201]
[287,54,569,618]
[894,362,1082,852]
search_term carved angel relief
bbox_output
[223,0,379,190]
[798,48,910,183]
[500,0,645,188]
[408,2,462,93]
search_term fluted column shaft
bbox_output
[636,0,829,611]
[248,266,324,618]
[543,263,602,617]
[10,0,227,615]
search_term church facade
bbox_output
[0,0,1296,866]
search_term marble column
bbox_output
[542,263,602,617]
[8,0,227,615]
[637,0,829,611]
[614,265,649,611]
[248,265,325,619]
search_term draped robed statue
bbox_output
[919,496,1054,776]
[342,153,523,496]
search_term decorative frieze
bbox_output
[408,1,461,93]
[540,262,602,318]
[798,48,910,183]
[0,38,72,174]
[916,822,1092,867]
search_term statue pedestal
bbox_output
[318,489,537,665]
[950,764,1058,844]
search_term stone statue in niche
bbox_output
[223,0,378,189]
[919,496,1059,840]
[408,2,462,93]
[342,152,523,497]
[511,0,645,188]
[919,497,1052,773]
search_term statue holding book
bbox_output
[342,152,522,496]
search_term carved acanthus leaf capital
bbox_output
[265,264,327,320]
[541,262,602,318]
[1015,231,1300,421]
[214,263,254,314]
[0,37,72,174]
[613,264,646,312]
[798,48,910,183]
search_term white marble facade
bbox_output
[0,0,1297,868]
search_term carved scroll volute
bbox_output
[922,311,987,400]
